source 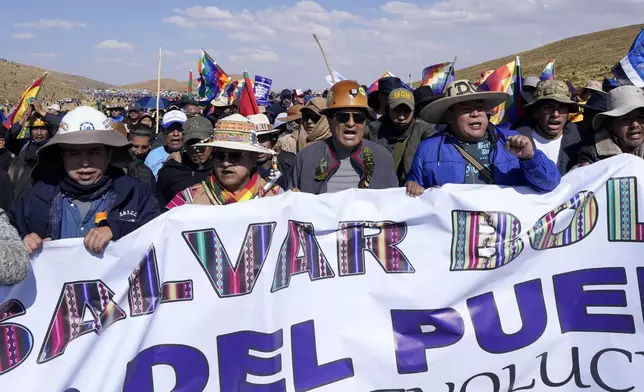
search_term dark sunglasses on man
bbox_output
[213,150,244,163]
[332,111,367,125]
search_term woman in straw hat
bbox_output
[165,114,283,209]
[406,80,560,196]
[10,106,160,255]
[577,86,644,165]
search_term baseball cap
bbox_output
[388,88,415,110]
[294,89,305,97]
[182,116,213,142]
[47,104,61,112]
[162,110,188,128]
[280,89,293,98]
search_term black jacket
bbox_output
[0,170,14,212]
[125,159,156,193]
[514,121,586,176]
[367,116,435,185]
[156,154,215,208]
[7,142,41,201]
[258,151,296,191]
[267,102,288,124]
[0,149,13,172]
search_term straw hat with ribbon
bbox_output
[197,114,275,155]
[420,80,509,124]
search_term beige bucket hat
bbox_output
[592,86,644,131]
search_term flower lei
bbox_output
[362,147,375,188]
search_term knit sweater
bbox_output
[0,208,29,285]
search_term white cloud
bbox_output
[95,40,135,50]
[11,32,34,39]
[183,49,202,55]
[15,19,88,29]
[163,50,177,57]
[30,52,59,58]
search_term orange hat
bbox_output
[281,105,304,122]
[111,121,127,137]
[323,80,369,112]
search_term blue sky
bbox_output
[1,0,643,90]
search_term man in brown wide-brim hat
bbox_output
[292,80,397,194]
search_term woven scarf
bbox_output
[206,172,260,205]
[297,116,331,152]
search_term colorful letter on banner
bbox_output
[253,76,272,106]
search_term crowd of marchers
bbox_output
[0,73,641,286]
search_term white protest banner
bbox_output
[2,155,644,391]
[254,75,272,106]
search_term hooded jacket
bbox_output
[0,208,29,285]
[408,125,561,192]
[156,152,215,207]
[7,141,45,201]
[367,116,436,185]
[10,171,160,241]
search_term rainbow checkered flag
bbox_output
[478,57,522,125]
[421,62,454,94]
[197,49,231,101]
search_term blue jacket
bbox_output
[407,126,560,192]
[10,173,160,241]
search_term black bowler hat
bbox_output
[580,92,608,112]
[413,85,442,105]
[376,77,404,95]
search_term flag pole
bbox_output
[441,56,458,94]
[156,47,162,135]
[312,33,335,84]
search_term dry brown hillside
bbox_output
[0,60,111,103]
[120,74,244,92]
[453,24,642,87]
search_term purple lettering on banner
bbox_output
[450,211,523,271]
[183,223,277,297]
[590,348,634,392]
[638,267,644,324]
[123,344,209,392]
[337,221,414,276]
[128,245,193,317]
[291,320,354,391]
[37,280,127,364]
[217,328,285,391]
[391,309,464,374]
[553,268,635,334]
[467,279,547,354]
[0,300,33,375]
[503,364,536,391]
[272,221,334,292]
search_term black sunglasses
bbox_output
[332,111,367,125]
[302,111,321,123]
[213,150,244,163]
